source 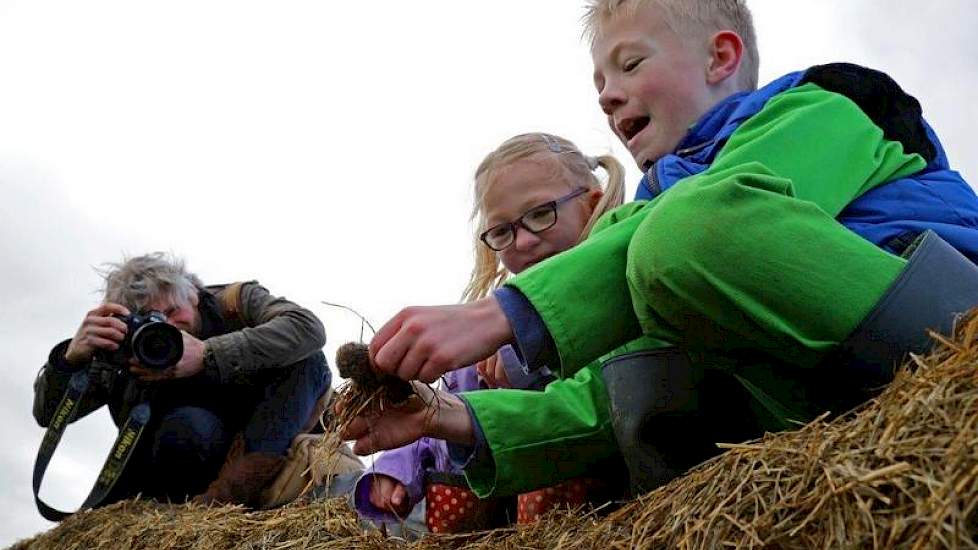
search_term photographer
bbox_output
[33,253,331,508]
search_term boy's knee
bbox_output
[626,172,793,290]
[626,182,722,289]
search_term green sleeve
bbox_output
[588,200,650,236]
[508,204,650,378]
[458,362,616,498]
[506,83,926,375]
[709,82,924,216]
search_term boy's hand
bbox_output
[341,382,475,455]
[370,297,513,383]
[368,474,411,517]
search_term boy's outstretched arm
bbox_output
[457,361,619,497]
[342,362,620,498]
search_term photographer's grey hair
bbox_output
[100,253,203,311]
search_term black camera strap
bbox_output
[32,370,151,521]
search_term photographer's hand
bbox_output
[129,331,206,382]
[64,303,131,365]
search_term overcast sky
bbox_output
[2,1,976,546]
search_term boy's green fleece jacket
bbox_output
[459,84,925,497]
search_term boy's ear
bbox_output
[705,30,744,85]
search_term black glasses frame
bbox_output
[480,187,589,251]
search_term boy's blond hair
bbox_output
[583,0,759,91]
[461,133,626,303]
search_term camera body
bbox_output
[98,311,184,369]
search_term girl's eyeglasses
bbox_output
[480,187,588,251]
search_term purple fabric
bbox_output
[497,344,555,391]
[354,364,486,522]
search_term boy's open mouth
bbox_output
[618,116,650,143]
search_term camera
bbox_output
[98,311,184,369]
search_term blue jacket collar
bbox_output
[637,71,806,199]
[678,71,805,158]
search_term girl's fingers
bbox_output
[484,355,499,387]
[391,483,406,507]
[493,356,511,388]
[474,360,489,384]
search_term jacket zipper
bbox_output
[645,139,714,197]
[645,162,661,197]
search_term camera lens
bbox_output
[131,322,183,368]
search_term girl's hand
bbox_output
[475,351,511,388]
[341,382,475,455]
[368,474,411,517]
[369,297,513,383]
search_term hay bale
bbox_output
[13,314,978,549]
[9,498,391,550]
[569,315,978,549]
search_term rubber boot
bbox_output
[424,472,496,534]
[602,348,703,496]
[823,230,978,411]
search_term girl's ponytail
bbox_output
[580,153,625,237]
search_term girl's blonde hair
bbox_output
[461,133,626,302]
